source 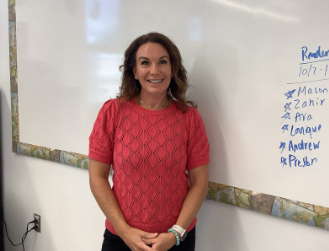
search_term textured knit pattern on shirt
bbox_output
[89,98,210,235]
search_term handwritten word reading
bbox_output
[302,46,329,62]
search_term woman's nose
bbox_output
[150,63,160,74]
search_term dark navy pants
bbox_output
[101,227,195,251]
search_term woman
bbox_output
[89,32,210,251]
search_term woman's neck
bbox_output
[137,93,170,110]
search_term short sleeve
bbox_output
[89,99,119,165]
[185,107,210,170]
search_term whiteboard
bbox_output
[13,0,329,225]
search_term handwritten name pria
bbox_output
[302,46,329,61]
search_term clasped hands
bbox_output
[121,227,177,251]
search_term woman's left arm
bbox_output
[147,164,209,251]
[175,164,209,229]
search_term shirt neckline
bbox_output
[130,98,177,115]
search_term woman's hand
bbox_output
[142,232,176,251]
[120,226,159,251]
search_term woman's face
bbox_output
[133,42,172,99]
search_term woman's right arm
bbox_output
[89,158,158,251]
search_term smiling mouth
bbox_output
[148,79,163,83]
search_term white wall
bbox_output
[1,0,329,251]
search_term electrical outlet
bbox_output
[34,214,41,233]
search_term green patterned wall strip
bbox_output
[9,65,17,79]
[272,197,317,226]
[8,4,15,31]
[60,151,89,169]
[10,77,18,93]
[207,181,329,230]
[9,0,18,154]
[17,142,48,159]
[11,92,18,143]
[8,21,17,78]
[12,141,17,153]
[8,0,15,10]
[8,2,15,22]
[16,142,90,169]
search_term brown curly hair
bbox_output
[118,32,196,113]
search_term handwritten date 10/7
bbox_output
[299,64,328,78]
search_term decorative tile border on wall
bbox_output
[8,0,329,231]
[16,142,89,169]
[8,0,18,153]
[207,181,329,230]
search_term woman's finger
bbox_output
[141,237,157,246]
[140,231,158,239]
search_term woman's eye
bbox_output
[141,61,149,65]
[160,60,167,64]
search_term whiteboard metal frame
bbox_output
[7,0,329,231]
